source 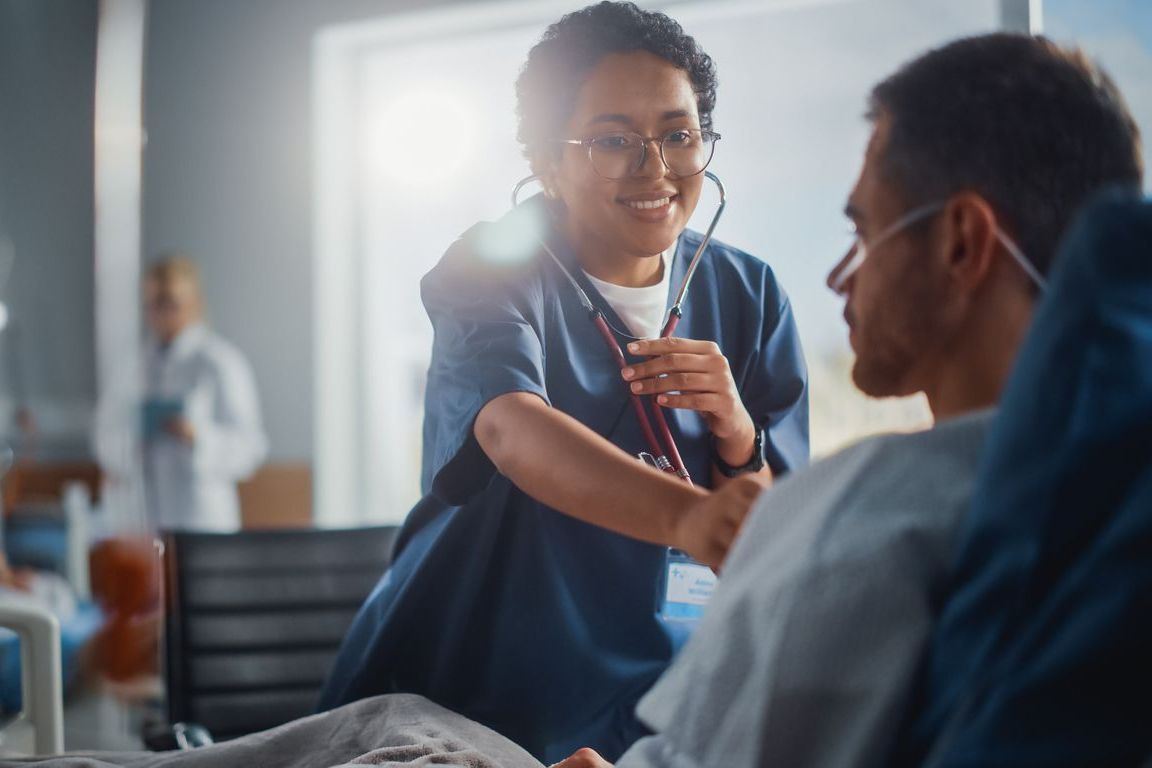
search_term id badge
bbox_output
[658,549,717,622]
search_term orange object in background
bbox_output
[89,537,162,682]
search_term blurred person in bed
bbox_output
[93,255,267,532]
[0,552,103,711]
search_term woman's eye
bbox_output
[665,130,694,145]
[592,134,634,151]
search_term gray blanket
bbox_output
[1,694,546,768]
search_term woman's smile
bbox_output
[619,191,680,221]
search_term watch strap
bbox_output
[712,427,765,477]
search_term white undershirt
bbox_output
[584,250,675,339]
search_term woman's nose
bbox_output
[634,138,670,178]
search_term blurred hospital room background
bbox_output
[0,0,1149,754]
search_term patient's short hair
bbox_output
[869,34,1143,277]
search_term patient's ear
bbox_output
[943,192,999,293]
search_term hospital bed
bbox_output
[3,193,1149,765]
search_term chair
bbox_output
[161,526,397,741]
[0,600,63,756]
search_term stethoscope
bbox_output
[511,171,728,485]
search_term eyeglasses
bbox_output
[558,128,720,180]
[828,201,1048,295]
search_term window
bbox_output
[1044,0,1152,196]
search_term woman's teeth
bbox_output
[624,197,671,210]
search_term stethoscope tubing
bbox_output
[511,172,728,484]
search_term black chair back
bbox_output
[162,526,397,740]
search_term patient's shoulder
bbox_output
[728,409,997,574]
[805,407,995,501]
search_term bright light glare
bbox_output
[0,302,8,333]
[365,84,478,189]
[474,202,546,265]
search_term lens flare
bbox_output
[364,84,477,189]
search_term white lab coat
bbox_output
[94,323,268,532]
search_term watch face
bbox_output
[751,429,765,470]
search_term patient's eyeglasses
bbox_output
[828,201,1048,294]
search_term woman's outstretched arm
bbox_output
[475,392,765,570]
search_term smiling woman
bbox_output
[545,52,709,286]
[317,3,809,763]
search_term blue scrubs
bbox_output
[319,196,809,764]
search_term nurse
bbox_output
[320,2,808,762]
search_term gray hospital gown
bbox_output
[618,409,994,768]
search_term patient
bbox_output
[0,553,100,715]
[554,33,1143,768]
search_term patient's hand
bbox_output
[550,747,614,768]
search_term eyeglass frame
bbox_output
[556,128,721,180]
[828,200,1048,295]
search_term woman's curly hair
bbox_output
[515,2,717,168]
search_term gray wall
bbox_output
[0,0,97,457]
[142,0,494,462]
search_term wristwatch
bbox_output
[711,427,766,477]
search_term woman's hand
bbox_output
[622,337,757,466]
[671,474,768,571]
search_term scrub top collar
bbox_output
[532,195,693,340]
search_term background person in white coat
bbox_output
[94,256,267,532]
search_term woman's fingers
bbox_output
[653,392,726,411]
[622,352,724,381]
[628,372,722,395]
[712,477,770,569]
[621,338,734,402]
[681,474,768,570]
[622,336,747,437]
[628,337,720,356]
